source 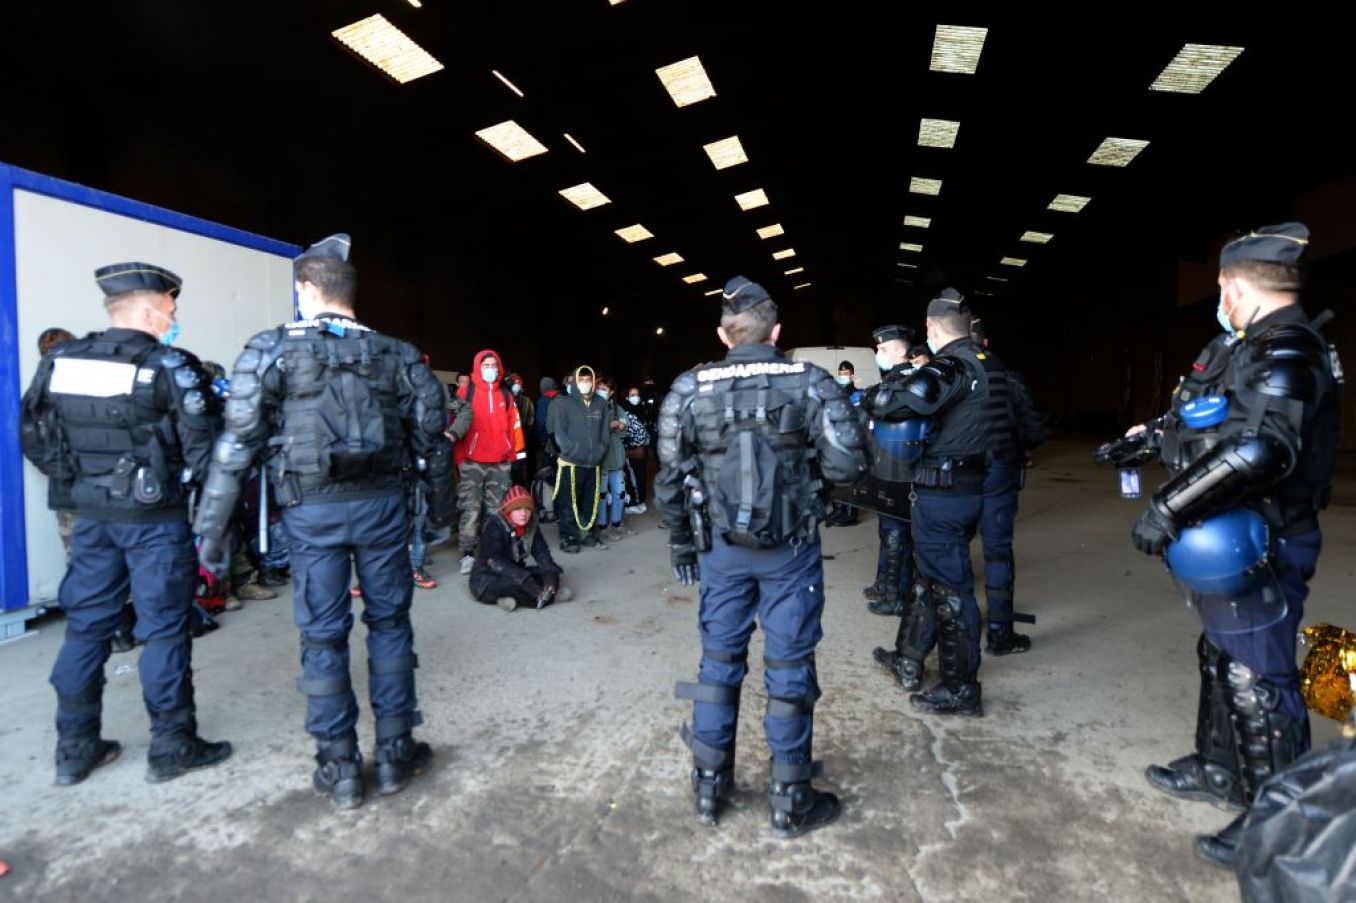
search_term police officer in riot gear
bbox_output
[193,235,453,810]
[868,288,1013,717]
[656,276,867,838]
[969,320,1047,654]
[861,324,921,619]
[1129,223,1340,866]
[20,263,233,785]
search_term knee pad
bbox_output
[763,654,821,720]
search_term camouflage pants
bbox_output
[458,461,511,555]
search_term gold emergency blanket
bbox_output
[1299,623,1356,722]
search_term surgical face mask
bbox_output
[481,365,499,383]
[151,308,180,346]
[627,394,640,405]
[925,339,937,355]
[510,383,521,395]
[577,381,593,395]
[874,351,894,372]
[596,388,610,400]
[295,284,324,322]
[1216,292,1235,335]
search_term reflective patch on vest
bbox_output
[136,367,157,384]
[50,358,137,397]
[696,361,806,383]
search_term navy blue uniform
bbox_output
[21,325,225,776]
[193,309,451,789]
[655,340,867,830]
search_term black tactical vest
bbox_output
[922,341,991,463]
[976,350,1018,459]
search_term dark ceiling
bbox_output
[3,2,1351,397]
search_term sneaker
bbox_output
[257,568,290,587]
[459,555,475,576]
[233,581,277,602]
[412,568,438,590]
[624,505,646,516]
[557,586,574,603]
[497,596,519,612]
[223,596,243,611]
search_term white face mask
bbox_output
[596,388,610,400]
[577,381,593,395]
[875,351,894,372]
[510,383,521,395]
[481,365,499,383]
[627,395,640,405]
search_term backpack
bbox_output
[622,414,650,450]
[712,421,791,549]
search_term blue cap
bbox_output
[94,262,182,299]
[1220,222,1309,269]
[721,276,772,313]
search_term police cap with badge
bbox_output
[926,286,969,318]
[95,263,182,301]
[721,275,773,313]
[295,233,352,267]
[1220,222,1309,289]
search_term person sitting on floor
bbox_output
[469,486,572,612]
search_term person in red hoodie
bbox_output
[448,350,526,574]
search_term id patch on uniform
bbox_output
[49,358,137,397]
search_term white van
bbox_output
[787,346,880,390]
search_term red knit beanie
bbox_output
[501,485,534,519]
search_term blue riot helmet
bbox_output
[872,418,933,464]
[1166,508,1286,635]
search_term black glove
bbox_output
[534,583,556,609]
[670,534,700,586]
[197,536,229,578]
[1131,505,1177,556]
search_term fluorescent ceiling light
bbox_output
[931,24,987,74]
[784,266,804,275]
[897,262,918,268]
[1020,231,1054,244]
[601,307,610,315]
[909,177,942,196]
[903,215,931,228]
[682,273,707,284]
[491,69,524,97]
[332,15,444,84]
[563,133,587,153]
[918,118,960,148]
[1000,257,1027,267]
[1151,44,1245,94]
[1048,194,1091,213]
[703,288,722,296]
[899,242,924,252]
[974,290,993,296]
[558,182,611,210]
[474,120,548,162]
[614,224,653,243]
[407,0,423,7]
[734,188,769,211]
[756,224,785,239]
[794,283,812,290]
[656,56,716,107]
[656,327,664,335]
[653,252,684,266]
[986,276,1009,282]
[703,136,748,170]
[772,248,796,260]
[610,0,628,5]
[1088,137,1150,167]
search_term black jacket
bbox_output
[469,514,561,598]
[548,392,610,467]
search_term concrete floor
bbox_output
[1,440,1351,902]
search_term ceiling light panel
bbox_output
[491,69,524,97]
[756,224,785,239]
[653,252,684,266]
[772,248,796,260]
[563,133,587,153]
[918,118,960,148]
[474,121,548,162]
[986,276,1010,282]
[558,183,611,210]
[794,283,812,290]
[1048,194,1091,213]
[1000,257,1027,267]
[1088,137,1150,167]
[332,15,444,84]
[909,177,942,195]
[784,267,804,275]
[903,216,932,228]
[931,25,987,74]
[1150,44,1245,94]
[703,136,748,169]
[1020,231,1054,244]
[682,273,708,284]
[897,262,918,268]
[734,188,770,210]
[656,56,716,107]
[614,224,653,243]
[899,242,924,252]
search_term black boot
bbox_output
[986,624,1031,655]
[110,604,138,654]
[1145,637,1244,810]
[867,529,908,616]
[314,736,365,809]
[147,734,233,783]
[55,733,122,786]
[768,761,840,839]
[872,585,931,692]
[691,765,735,827]
[910,582,983,717]
[374,732,432,796]
[1195,812,1245,869]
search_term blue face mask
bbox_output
[834,374,852,386]
[1215,293,1234,335]
[159,321,180,347]
[875,351,894,372]
[596,388,610,400]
